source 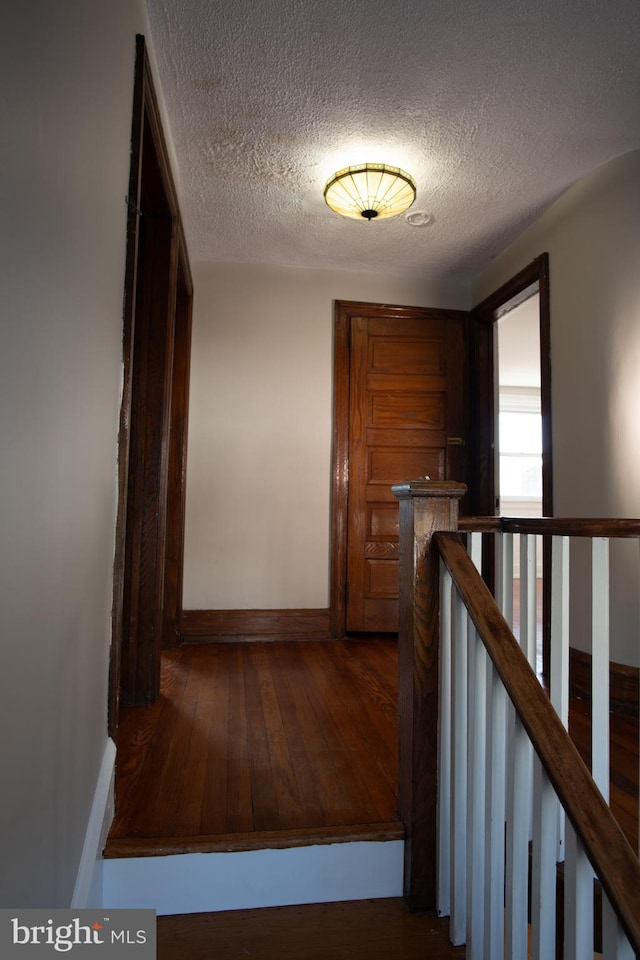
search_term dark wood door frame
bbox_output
[163,260,193,651]
[470,253,552,673]
[109,36,193,732]
[469,253,552,517]
[330,300,471,639]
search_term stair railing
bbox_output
[392,481,640,959]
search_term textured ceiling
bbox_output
[145,0,640,279]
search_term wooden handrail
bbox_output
[459,516,640,538]
[435,531,640,953]
[458,516,502,532]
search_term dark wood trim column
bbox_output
[392,480,467,911]
[110,35,193,728]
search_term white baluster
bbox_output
[450,588,468,946]
[602,894,634,960]
[551,535,569,864]
[520,532,537,667]
[519,534,536,847]
[484,658,507,960]
[591,537,610,801]
[466,626,486,959]
[437,561,452,917]
[469,530,483,572]
[550,536,570,727]
[505,714,531,960]
[498,531,515,629]
[531,756,558,959]
[564,822,594,960]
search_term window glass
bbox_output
[499,411,541,454]
[499,411,542,497]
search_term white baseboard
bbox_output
[71,737,116,908]
[103,839,404,915]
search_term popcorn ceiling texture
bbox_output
[145,0,640,278]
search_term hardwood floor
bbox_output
[106,635,637,859]
[156,898,465,960]
[106,639,401,856]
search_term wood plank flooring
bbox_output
[106,639,401,857]
[106,636,638,859]
[156,898,465,960]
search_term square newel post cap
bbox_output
[392,479,467,501]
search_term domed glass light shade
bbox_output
[324,163,416,221]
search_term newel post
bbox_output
[392,479,467,911]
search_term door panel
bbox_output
[346,312,467,632]
[371,392,445,428]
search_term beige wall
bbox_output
[474,150,640,666]
[1,0,157,905]
[184,263,470,610]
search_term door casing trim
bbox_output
[109,35,193,731]
[470,253,552,517]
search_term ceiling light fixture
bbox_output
[324,163,416,221]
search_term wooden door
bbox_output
[345,309,468,633]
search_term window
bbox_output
[499,394,542,500]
